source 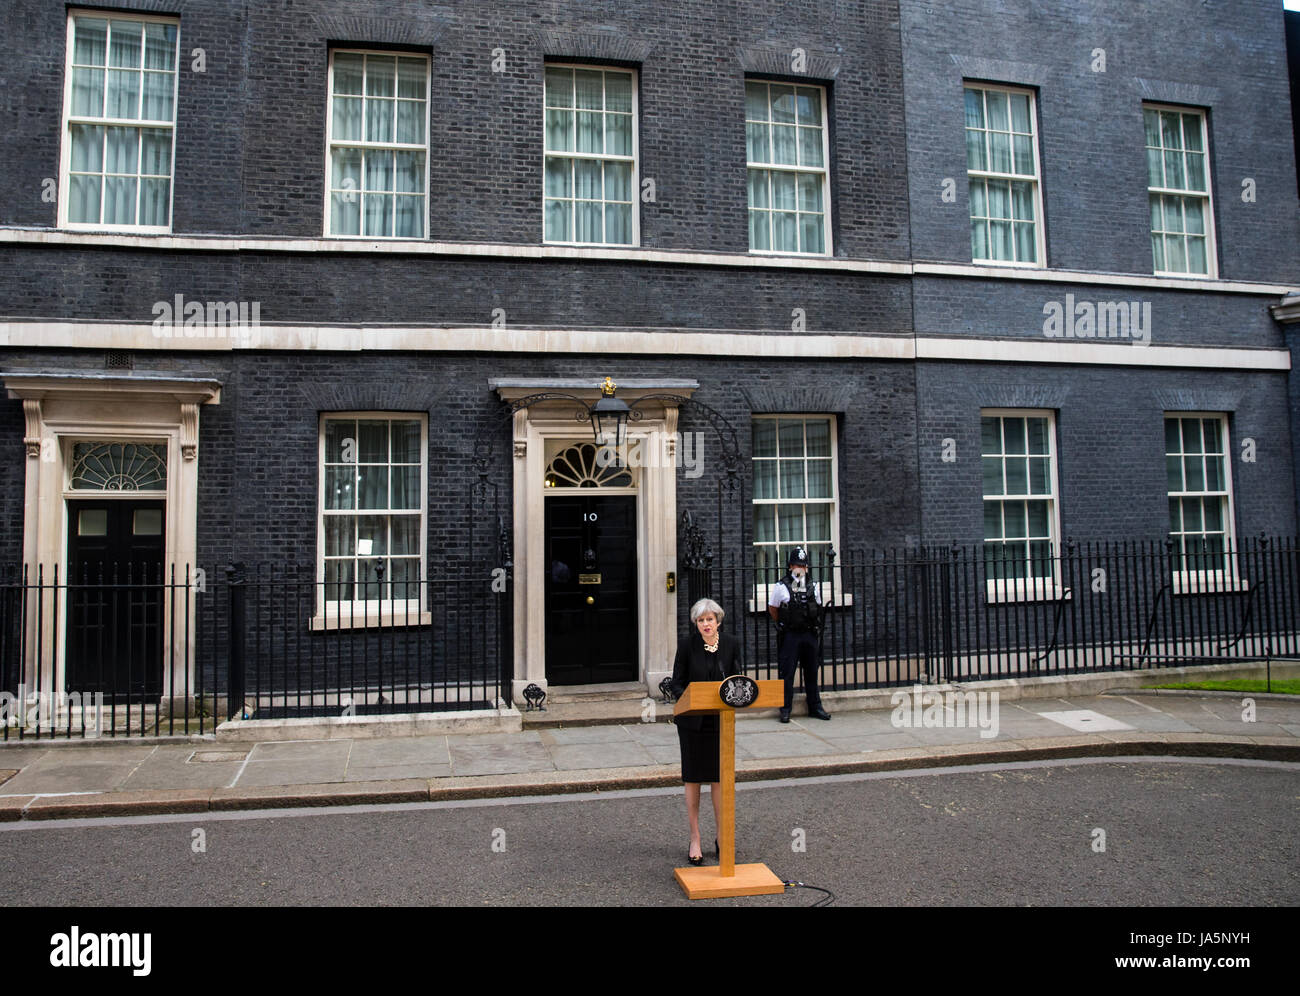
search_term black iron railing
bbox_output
[0,561,511,740]
[3,538,1296,738]
[684,537,1300,691]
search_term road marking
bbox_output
[228,751,254,789]
[1109,695,1163,714]
[1037,709,1134,732]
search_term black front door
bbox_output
[544,494,637,685]
[66,500,165,695]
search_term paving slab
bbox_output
[995,718,1095,738]
[0,761,144,795]
[1106,713,1199,733]
[2,745,158,762]
[247,740,352,762]
[448,741,555,776]
[1036,709,1135,733]
[1185,721,1289,737]
[343,763,453,782]
[234,759,350,787]
[0,746,55,767]
[548,741,657,770]
[734,731,844,759]
[796,712,909,737]
[878,725,1000,745]
[450,731,544,747]
[1154,699,1238,718]
[1092,695,1169,714]
[818,731,928,752]
[346,738,449,766]
[119,750,245,790]
[645,745,682,765]
[623,722,680,745]
[539,725,636,746]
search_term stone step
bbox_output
[542,681,651,703]
[521,681,661,728]
[520,697,656,728]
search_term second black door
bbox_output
[65,499,165,695]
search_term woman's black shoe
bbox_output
[688,844,703,866]
[714,838,720,857]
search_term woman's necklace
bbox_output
[704,636,720,653]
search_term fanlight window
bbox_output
[69,441,167,491]
[544,443,634,488]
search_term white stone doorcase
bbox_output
[3,373,221,701]
[490,379,698,703]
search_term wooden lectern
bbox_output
[673,679,786,899]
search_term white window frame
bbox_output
[750,414,841,607]
[964,83,1046,269]
[58,10,180,233]
[981,409,1065,602]
[323,49,431,240]
[315,412,429,629]
[1165,412,1242,593]
[542,63,639,247]
[745,79,832,257]
[1145,103,1217,279]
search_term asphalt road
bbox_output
[2,757,1297,907]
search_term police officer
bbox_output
[767,546,831,723]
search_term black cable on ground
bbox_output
[781,879,835,906]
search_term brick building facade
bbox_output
[1,0,1297,709]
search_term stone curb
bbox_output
[1117,689,1298,701]
[209,779,432,811]
[2,737,1296,822]
[24,787,214,820]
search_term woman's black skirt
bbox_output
[678,715,721,783]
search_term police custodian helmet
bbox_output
[788,546,810,567]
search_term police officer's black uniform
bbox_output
[770,547,831,722]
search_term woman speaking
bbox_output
[670,597,742,865]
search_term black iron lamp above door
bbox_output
[589,376,630,453]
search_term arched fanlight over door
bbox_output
[68,441,168,491]
[544,442,634,489]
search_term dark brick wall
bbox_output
[0,245,912,334]
[1,0,1297,573]
[0,349,924,572]
[0,398,25,566]
[916,360,1298,546]
[1289,10,1300,199]
[0,0,911,260]
[912,276,1285,349]
[901,0,1300,285]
